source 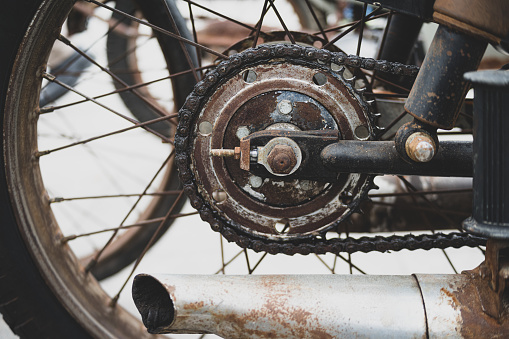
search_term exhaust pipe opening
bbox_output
[132,274,175,333]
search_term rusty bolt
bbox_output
[210,147,241,159]
[405,132,436,163]
[266,145,297,174]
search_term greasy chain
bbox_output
[175,43,486,255]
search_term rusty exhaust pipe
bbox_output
[132,273,509,338]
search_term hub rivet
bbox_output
[249,175,263,188]
[277,100,293,115]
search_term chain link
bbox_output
[175,43,486,255]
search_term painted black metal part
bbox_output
[405,25,487,129]
[245,129,472,178]
[356,0,435,20]
[321,140,472,177]
[463,70,509,239]
[375,13,423,92]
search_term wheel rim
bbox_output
[3,1,482,338]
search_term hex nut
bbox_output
[266,145,298,174]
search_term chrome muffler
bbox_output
[132,273,507,338]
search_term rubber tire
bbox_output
[0,1,94,337]
[0,0,195,337]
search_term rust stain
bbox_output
[183,301,204,310]
[208,288,334,338]
[309,329,334,339]
[440,287,459,307]
[452,272,509,338]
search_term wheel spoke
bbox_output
[110,190,186,306]
[187,2,203,74]
[251,0,270,49]
[183,0,257,32]
[397,176,461,227]
[85,0,228,59]
[161,0,200,82]
[50,190,183,203]
[267,0,296,44]
[336,254,366,275]
[356,3,368,56]
[318,12,389,36]
[40,65,213,114]
[250,252,269,274]
[323,5,383,50]
[62,211,197,242]
[303,0,328,43]
[57,34,172,118]
[379,110,407,140]
[40,72,171,144]
[38,113,177,156]
[85,150,175,273]
[371,10,394,87]
[215,248,245,275]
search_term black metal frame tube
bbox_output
[321,140,472,177]
[405,25,487,129]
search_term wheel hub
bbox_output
[176,44,377,251]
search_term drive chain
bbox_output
[175,43,486,255]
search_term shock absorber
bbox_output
[396,25,487,163]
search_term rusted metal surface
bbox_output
[417,270,509,338]
[245,130,339,182]
[133,273,509,337]
[462,240,509,320]
[175,43,485,255]
[210,147,241,159]
[321,140,472,177]
[187,50,374,239]
[404,25,487,130]
[133,274,427,338]
[433,0,509,44]
[264,142,299,175]
[405,132,436,163]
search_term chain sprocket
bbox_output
[175,43,486,255]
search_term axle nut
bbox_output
[267,145,298,174]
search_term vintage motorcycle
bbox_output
[0,0,508,337]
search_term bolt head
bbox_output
[405,132,436,163]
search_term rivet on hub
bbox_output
[277,100,293,115]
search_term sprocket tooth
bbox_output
[354,86,367,94]
[365,99,376,110]
[334,65,346,76]
[345,76,357,85]
[373,125,386,137]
